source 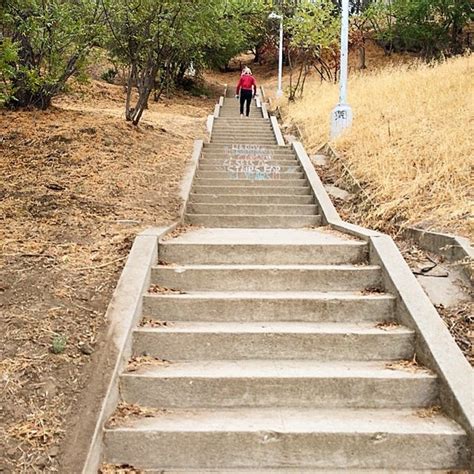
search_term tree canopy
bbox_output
[1,0,471,119]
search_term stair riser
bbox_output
[189,195,312,205]
[193,179,307,187]
[195,172,304,180]
[211,141,278,145]
[132,331,415,362]
[192,186,311,195]
[103,431,468,470]
[121,374,434,409]
[204,145,291,150]
[212,130,275,133]
[210,134,276,140]
[142,295,395,323]
[211,128,274,133]
[159,244,367,265]
[190,194,314,205]
[150,267,381,292]
[199,161,300,168]
[201,154,297,160]
[185,214,322,228]
[187,204,317,216]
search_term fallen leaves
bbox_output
[415,405,442,418]
[386,357,430,373]
[126,355,171,372]
[148,284,186,294]
[375,321,401,331]
[99,464,144,474]
[106,403,165,428]
[140,317,172,328]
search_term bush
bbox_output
[1,0,105,109]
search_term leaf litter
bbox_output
[0,77,213,471]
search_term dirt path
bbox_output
[0,80,217,472]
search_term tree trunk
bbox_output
[358,44,367,69]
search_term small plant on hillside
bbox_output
[51,334,67,354]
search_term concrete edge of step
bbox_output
[289,139,473,463]
[72,224,178,474]
[180,140,204,220]
[270,115,286,146]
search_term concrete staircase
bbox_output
[186,97,321,229]
[100,96,470,471]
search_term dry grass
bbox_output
[282,54,473,238]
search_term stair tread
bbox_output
[159,227,364,245]
[134,321,410,334]
[121,359,431,379]
[153,263,380,270]
[104,407,464,434]
[144,290,394,299]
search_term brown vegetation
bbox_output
[0,80,213,472]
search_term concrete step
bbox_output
[218,115,264,119]
[199,154,301,168]
[103,408,468,470]
[211,127,274,133]
[214,118,270,123]
[204,144,291,150]
[185,214,322,228]
[187,203,317,216]
[96,470,469,474]
[188,194,313,205]
[121,359,434,409]
[159,242,366,266]
[201,152,297,160]
[142,291,396,323]
[150,264,382,292]
[198,164,301,172]
[191,185,311,195]
[131,323,415,362]
[211,132,276,138]
[193,178,307,187]
[195,171,303,180]
[210,140,278,145]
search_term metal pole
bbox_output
[330,0,353,139]
[339,0,349,104]
[276,16,283,98]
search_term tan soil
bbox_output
[0,79,217,472]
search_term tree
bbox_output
[102,0,242,125]
[368,0,473,58]
[0,0,104,109]
[286,0,340,100]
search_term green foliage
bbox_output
[0,37,19,105]
[367,0,473,57]
[0,0,105,109]
[286,0,340,99]
[51,334,67,354]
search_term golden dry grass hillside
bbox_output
[282,54,473,238]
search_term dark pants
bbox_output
[240,89,253,116]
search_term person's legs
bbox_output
[239,93,245,116]
[242,90,252,116]
[245,94,251,116]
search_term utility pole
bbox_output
[269,12,283,98]
[330,0,353,139]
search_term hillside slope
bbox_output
[283,55,472,238]
[0,80,213,472]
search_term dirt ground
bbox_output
[0,79,218,472]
